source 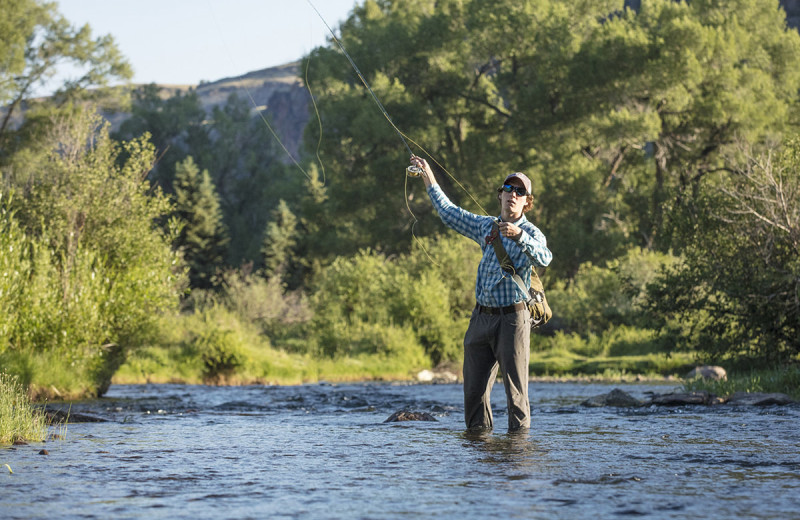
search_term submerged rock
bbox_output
[44,410,107,423]
[582,389,795,408]
[685,365,727,381]
[581,389,645,408]
[384,411,437,422]
[725,392,794,406]
[650,391,714,406]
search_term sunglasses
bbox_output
[500,184,528,197]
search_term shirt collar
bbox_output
[498,214,527,226]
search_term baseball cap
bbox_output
[502,172,532,195]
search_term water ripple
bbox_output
[2,382,798,519]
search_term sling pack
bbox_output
[489,221,552,328]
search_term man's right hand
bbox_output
[410,155,436,187]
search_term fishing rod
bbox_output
[304,0,423,177]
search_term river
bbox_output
[2,382,799,519]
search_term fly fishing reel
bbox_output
[406,164,423,177]
[406,155,423,177]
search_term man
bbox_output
[410,155,552,431]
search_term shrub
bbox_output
[310,236,479,366]
[549,247,678,335]
[0,111,184,397]
[646,138,800,365]
[180,308,250,383]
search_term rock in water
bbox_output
[581,389,644,408]
[650,391,712,405]
[384,411,437,422]
[726,392,794,406]
[417,370,435,382]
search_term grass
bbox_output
[113,310,432,386]
[529,343,697,381]
[114,345,431,386]
[683,365,800,400]
[0,372,49,445]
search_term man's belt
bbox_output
[476,302,527,315]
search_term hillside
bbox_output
[109,61,311,159]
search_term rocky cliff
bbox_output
[105,61,311,160]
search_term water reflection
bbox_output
[461,428,543,471]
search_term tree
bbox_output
[262,199,298,279]
[116,90,292,268]
[302,0,800,277]
[1,110,183,395]
[113,85,211,191]
[203,94,293,266]
[174,156,229,290]
[0,0,132,155]
[646,137,800,365]
[476,0,800,253]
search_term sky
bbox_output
[53,0,360,88]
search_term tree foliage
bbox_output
[0,0,132,156]
[115,90,295,271]
[303,0,800,276]
[4,0,800,387]
[0,111,184,395]
[647,137,800,364]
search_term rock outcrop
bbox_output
[582,388,646,407]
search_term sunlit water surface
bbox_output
[2,382,799,519]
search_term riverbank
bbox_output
[110,345,694,388]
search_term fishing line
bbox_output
[206,3,326,184]
[304,0,416,159]
[304,56,326,186]
[305,0,490,269]
[304,0,489,215]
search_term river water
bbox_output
[2,382,799,519]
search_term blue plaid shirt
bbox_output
[427,185,552,307]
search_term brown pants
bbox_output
[462,305,531,431]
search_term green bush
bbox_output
[178,308,250,383]
[0,111,184,397]
[310,236,479,366]
[646,138,800,365]
[549,247,678,335]
[216,269,311,351]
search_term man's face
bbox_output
[499,179,527,221]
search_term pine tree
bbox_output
[174,156,229,289]
[261,199,297,279]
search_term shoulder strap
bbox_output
[490,221,529,295]
[489,221,515,274]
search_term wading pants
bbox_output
[462,304,531,431]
